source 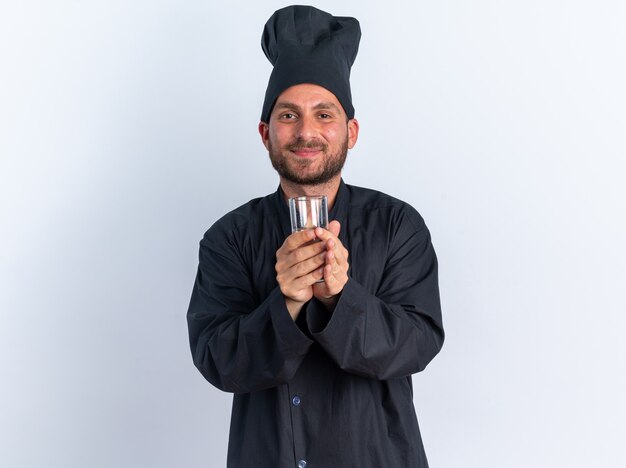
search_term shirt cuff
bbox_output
[268,287,314,356]
[305,298,332,334]
[306,278,361,337]
[307,278,369,343]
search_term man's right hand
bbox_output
[275,229,327,320]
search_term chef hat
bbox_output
[260,5,361,123]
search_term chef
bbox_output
[187,5,444,467]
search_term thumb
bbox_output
[328,220,341,237]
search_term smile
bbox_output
[291,148,323,158]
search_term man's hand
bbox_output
[276,229,326,320]
[313,220,350,310]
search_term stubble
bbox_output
[268,136,348,186]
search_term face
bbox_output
[259,84,359,186]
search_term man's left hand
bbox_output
[312,220,349,309]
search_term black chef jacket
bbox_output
[187,180,444,468]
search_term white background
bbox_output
[1,1,625,467]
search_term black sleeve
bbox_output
[306,207,444,380]
[187,223,313,393]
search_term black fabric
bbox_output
[187,180,444,468]
[261,5,361,122]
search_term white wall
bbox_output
[1,1,624,467]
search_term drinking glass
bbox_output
[288,195,328,232]
[288,195,328,282]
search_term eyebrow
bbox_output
[274,101,342,113]
[313,101,341,112]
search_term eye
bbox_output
[318,113,331,119]
[280,113,297,120]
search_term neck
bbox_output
[280,175,342,210]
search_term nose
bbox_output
[296,114,318,140]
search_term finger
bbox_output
[283,229,317,251]
[321,263,341,294]
[328,220,341,237]
[280,266,323,302]
[278,239,327,271]
[277,229,319,265]
[325,247,334,263]
[296,238,327,259]
[324,237,348,267]
[311,264,333,297]
[327,260,349,288]
[313,227,349,265]
[324,263,334,282]
[293,266,325,289]
[324,252,344,278]
[314,226,335,242]
[287,251,327,279]
[325,247,341,270]
[277,254,324,294]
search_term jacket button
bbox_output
[297,460,307,468]
[292,396,301,406]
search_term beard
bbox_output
[268,136,348,185]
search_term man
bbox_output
[187,6,444,467]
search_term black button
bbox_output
[292,396,301,406]
[297,460,307,468]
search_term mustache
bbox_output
[286,139,328,152]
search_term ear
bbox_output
[347,118,359,149]
[258,121,270,150]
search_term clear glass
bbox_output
[288,195,328,233]
[288,195,328,283]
